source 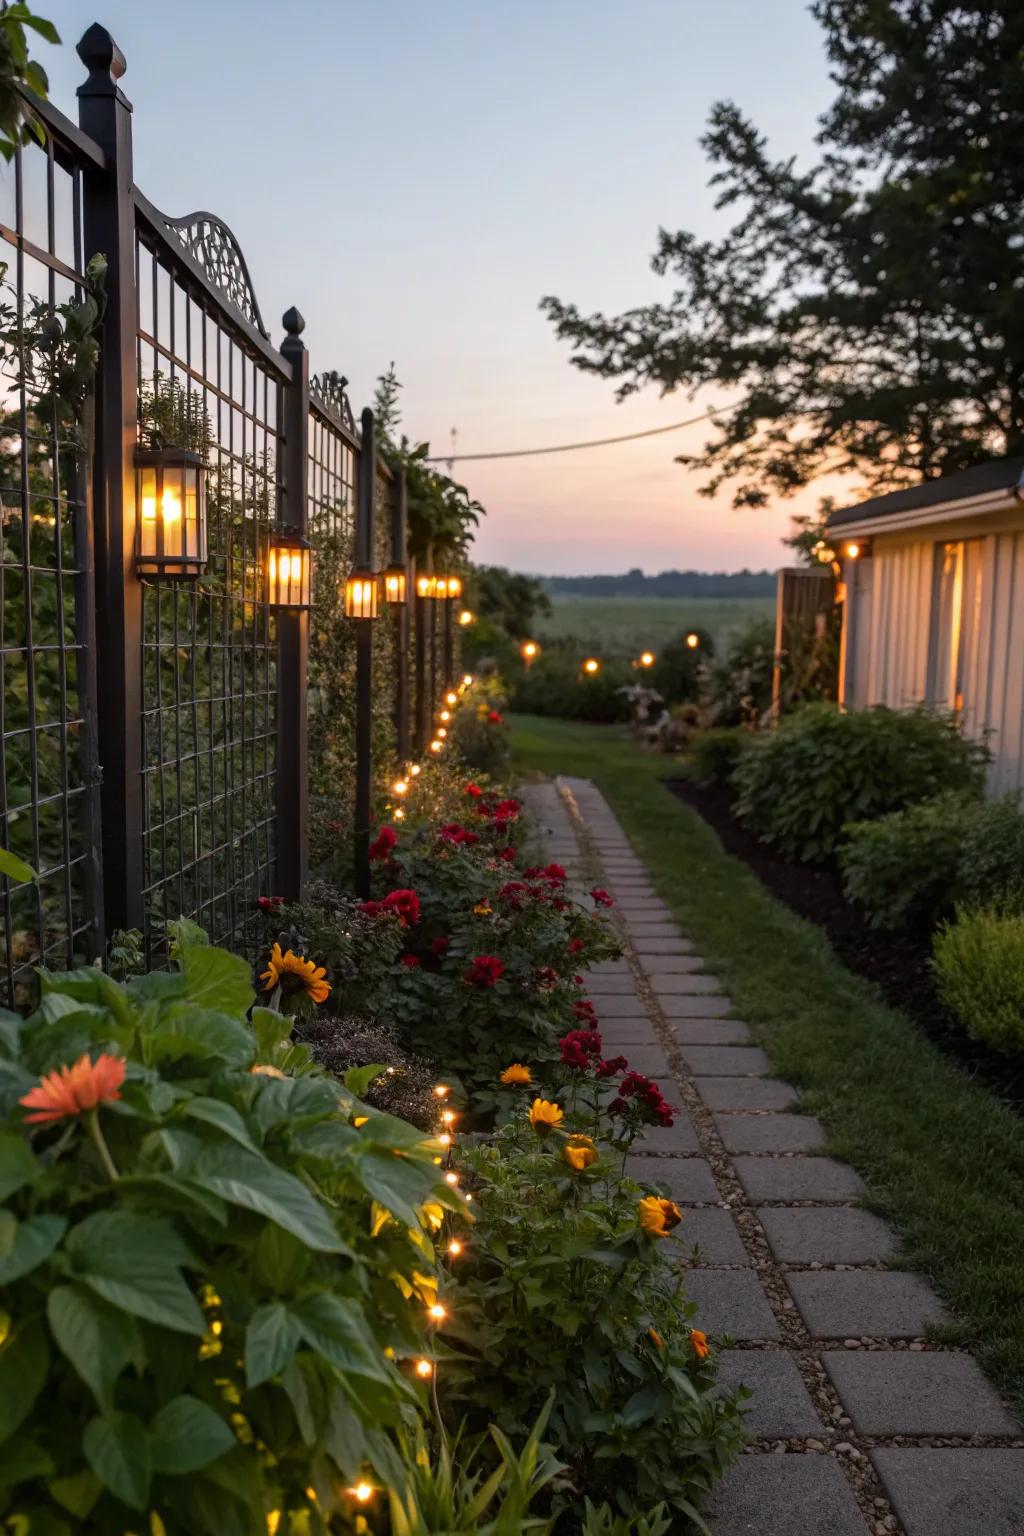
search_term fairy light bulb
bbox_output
[448,1238,463,1257]
[440,1109,455,1124]
[445,1171,459,1186]
[446,691,458,705]
[434,1084,450,1099]
[394,807,405,820]
[415,1358,433,1378]
[410,764,421,777]
[393,779,409,795]
[463,674,473,686]
[430,740,443,753]
[350,1483,374,1504]
[438,1132,452,1147]
[428,1302,447,1322]
[439,710,451,722]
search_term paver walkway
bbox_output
[518,777,1024,1536]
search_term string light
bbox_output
[639,651,655,667]
[394,807,405,820]
[428,1302,447,1321]
[434,1085,450,1099]
[445,1170,459,1186]
[437,727,447,738]
[462,674,473,686]
[410,764,421,777]
[439,710,451,722]
[448,1238,464,1256]
[430,740,443,753]
[446,691,458,705]
[583,658,600,675]
[685,632,699,649]
[349,1484,374,1504]
[459,609,474,626]
[441,1108,455,1124]
[438,1132,452,1147]
[415,1358,434,1378]
[392,778,409,795]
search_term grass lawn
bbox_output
[534,595,774,654]
[511,712,1024,1412]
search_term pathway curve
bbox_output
[518,776,1024,1536]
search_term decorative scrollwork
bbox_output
[311,369,355,432]
[161,212,269,338]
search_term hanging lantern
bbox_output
[383,563,407,604]
[267,529,312,609]
[445,574,463,599]
[344,564,379,619]
[416,573,436,600]
[135,447,206,577]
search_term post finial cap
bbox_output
[77,23,126,83]
[282,306,305,338]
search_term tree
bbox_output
[541,2,1024,509]
[469,566,551,640]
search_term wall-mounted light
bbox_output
[344,564,379,619]
[383,564,407,604]
[845,540,870,560]
[267,528,312,608]
[135,447,206,577]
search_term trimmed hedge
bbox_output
[934,907,1024,1054]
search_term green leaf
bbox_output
[0,1009,22,1058]
[245,1302,301,1387]
[251,1006,292,1059]
[181,1097,257,1152]
[67,1211,204,1337]
[82,1412,150,1510]
[0,1319,49,1444]
[0,1213,65,1284]
[0,847,36,884]
[148,1008,253,1069]
[148,1395,235,1474]
[353,1146,441,1230]
[180,944,254,1016]
[343,1064,387,1098]
[47,1285,141,1410]
[0,1435,54,1492]
[0,1132,38,1201]
[255,1222,310,1291]
[291,1293,390,1383]
[166,917,208,955]
[48,1467,101,1517]
[184,1144,349,1254]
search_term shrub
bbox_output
[440,1041,746,1525]
[706,616,775,726]
[733,703,988,862]
[647,635,710,708]
[0,922,458,1533]
[687,726,754,788]
[958,795,1024,913]
[934,907,1024,1054]
[839,794,975,930]
[511,651,632,723]
[451,677,512,777]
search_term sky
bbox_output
[47,1,843,574]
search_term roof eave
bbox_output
[831,483,1024,539]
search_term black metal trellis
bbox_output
[0,23,431,996]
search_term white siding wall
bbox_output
[978,533,1024,795]
[863,543,933,708]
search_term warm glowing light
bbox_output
[437,727,447,738]
[639,651,655,667]
[444,1171,459,1186]
[434,1084,450,1098]
[446,691,458,705]
[440,1109,455,1124]
[459,609,474,626]
[415,1358,433,1378]
[447,575,463,598]
[267,534,313,609]
[522,640,539,659]
[583,658,600,675]
[410,764,421,776]
[462,674,473,686]
[430,740,443,753]
[394,807,405,820]
[393,779,408,795]
[439,710,451,722]
[448,1239,463,1256]
[344,568,379,619]
[438,1132,452,1147]
[136,450,207,578]
[685,632,699,649]
[416,574,436,599]
[845,542,861,559]
[349,1483,374,1504]
[383,565,407,604]
[428,1302,447,1321]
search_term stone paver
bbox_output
[758,1207,898,1264]
[823,1350,1019,1436]
[705,1453,866,1535]
[534,776,1021,1536]
[681,1044,771,1075]
[717,1351,823,1437]
[697,1076,797,1111]
[716,1112,827,1154]
[787,1270,949,1338]
[870,1449,1024,1536]
[684,1270,781,1340]
[624,1155,719,1203]
[734,1156,866,1203]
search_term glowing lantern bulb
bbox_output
[439,710,451,722]
[583,658,600,675]
[415,1358,433,1378]
[685,632,699,649]
[440,1109,455,1124]
[438,1132,452,1147]
[639,651,654,667]
[446,691,458,705]
[846,542,861,559]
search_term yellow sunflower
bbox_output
[563,1134,598,1172]
[500,1063,532,1087]
[638,1195,683,1239]
[528,1097,564,1134]
[260,943,331,1005]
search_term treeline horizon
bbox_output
[537,568,776,598]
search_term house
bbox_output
[828,456,1024,795]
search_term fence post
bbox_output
[276,308,310,899]
[76,25,144,934]
[443,591,454,689]
[390,469,410,763]
[353,409,377,897]
[414,564,427,755]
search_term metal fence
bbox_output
[0,24,452,1002]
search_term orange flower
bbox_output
[648,1326,666,1350]
[20,1052,126,1125]
[690,1328,709,1361]
[500,1064,532,1087]
[638,1195,683,1239]
[250,1063,285,1079]
[260,943,331,1005]
[528,1098,564,1134]
[563,1134,598,1172]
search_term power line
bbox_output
[423,406,723,463]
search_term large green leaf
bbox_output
[183,1144,350,1254]
[0,1132,37,1201]
[342,1064,387,1098]
[148,1009,252,1069]
[251,1006,293,1059]
[0,1319,49,1444]
[0,1213,65,1284]
[255,1223,310,1292]
[67,1211,204,1337]
[0,847,36,884]
[47,1285,141,1410]
[0,1436,54,1493]
[148,1395,235,1474]
[291,1293,391,1383]
[245,1302,301,1387]
[181,1097,257,1152]
[0,1009,21,1058]
[353,1146,443,1230]
[82,1412,150,1510]
[180,945,254,1017]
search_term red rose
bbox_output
[590,887,614,908]
[568,938,584,956]
[359,899,382,919]
[369,826,397,862]
[498,846,516,863]
[438,823,479,846]
[488,711,503,725]
[493,798,520,820]
[464,953,505,988]
[465,783,483,797]
[559,1029,603,1068]
[381,888,421,927]
[542,864,567,884]
[535,965,559,991]
[595,1055,628,1078]
[431,936,451,956]
[400,953,421,969]
[572,1000,597,1021]
[257,895,284,912]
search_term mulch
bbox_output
[666,778,1024,1114]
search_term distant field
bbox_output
[534,595,775,654]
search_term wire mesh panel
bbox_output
[0,129,101,1005]
[135,212,286,964]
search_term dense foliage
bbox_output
[511,652,633,724]
[705,618,775,726]
[543,2,1024,508]
[733,704,988,862]
[934,907,1024,1055]
[686,726,754,789]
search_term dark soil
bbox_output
[667,778,1024,1113]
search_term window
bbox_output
[927,539,984,717]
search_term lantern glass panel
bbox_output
[269,541,312,608]
[135,451,207,577]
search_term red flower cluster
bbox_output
[437,823,479,846]
[497,846,516,863]
[595,1054,628,1078]
[572,999,597,1022]
[400,953,421,969]
[257,895,284,913]
[609,1071,675,1128]
[535,965,559,991]
[431,935,451,956]
[360,888,421,928]
[590,887,614,908]
[568,938,585,957]
[488,710,503,725]
[523,863,566,884]
[559,1029,603,1068]
[464,953,505,988]
[369,825,397,862]
[465,783,483,798]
